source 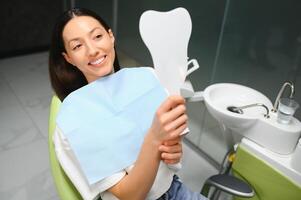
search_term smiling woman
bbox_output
[62,16,116,83]
[49,8,120,101]
[48,8,206,200]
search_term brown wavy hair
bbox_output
[49,8,120,101]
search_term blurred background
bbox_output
[1,0,301,199]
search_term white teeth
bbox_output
[90,56,105,65]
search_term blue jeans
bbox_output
[157,175,208,200]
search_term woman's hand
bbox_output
[159,136,183,164]
[108,95,187,200]
[149,95,188,144]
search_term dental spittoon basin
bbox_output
[202,83,301,155]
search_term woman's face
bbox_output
[62,16,115,83]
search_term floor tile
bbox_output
[0,52,52,138]
[0,76,43,151]
[199,126,229,164]
[178,142,218,192]
[0,52,49,81]
[0,139,58,200]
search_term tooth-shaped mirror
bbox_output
[139,7,192,94]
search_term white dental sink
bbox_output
[200,83,301,155]
[203,83,273,131]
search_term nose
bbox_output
[86,41,98,57]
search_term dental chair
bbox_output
[48,95,254,200]
[48,95,82,200]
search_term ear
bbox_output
[108,29,115,44]
[62,52,74,65]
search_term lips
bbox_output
[89,55,106,66]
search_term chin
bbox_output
[98,65,114,77]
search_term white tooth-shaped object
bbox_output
[139,7,193,94]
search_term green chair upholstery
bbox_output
[232,146,301,200]
[48,95,82,200]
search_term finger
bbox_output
[163,137,181,146]
[166,104,186,122]
[159,144,182,153]
[158,105,186,128]
[164,123,187,141]
[164,114,188,132]
[169,123,187,139]
[157,95,185,114]
[161,152,182,160]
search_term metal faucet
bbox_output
[227,103,270,118]
[272,81,295,112]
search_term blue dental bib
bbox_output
[56,67,168,184]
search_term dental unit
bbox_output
[187,80,301,199]
[140,7,301,199]
[188,70,301,199]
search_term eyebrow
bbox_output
[67,27,102,45]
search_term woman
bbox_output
[49,8,206,200]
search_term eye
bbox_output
[94,34,103,40]
[72,44,82,51]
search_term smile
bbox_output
[89,56,106,65]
